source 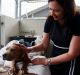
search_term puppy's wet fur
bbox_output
[3,42,37,75]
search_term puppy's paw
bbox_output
[8,68,19,75]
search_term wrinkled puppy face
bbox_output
[3,43,23,61]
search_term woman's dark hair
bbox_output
[48,0,76,19]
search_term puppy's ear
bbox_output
[14,44,27,52]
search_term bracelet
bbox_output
[47,58,51,65]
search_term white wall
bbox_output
[20,18,46,36]
[1,15,19,45]
[0,16,46,45]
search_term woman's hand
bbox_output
[32,58,48,65]
[25,47,33,53]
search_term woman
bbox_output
[26,0,80,75]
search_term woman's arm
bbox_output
[50,35,80,65]
[32,35,80,65]
[26,32,50,52]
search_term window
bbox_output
[1,0,15,18]
[1,0,80,19]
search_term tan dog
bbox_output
[3,40,37,75]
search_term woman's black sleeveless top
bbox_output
[44,15,80,75]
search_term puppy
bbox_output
[3,40,37,75]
